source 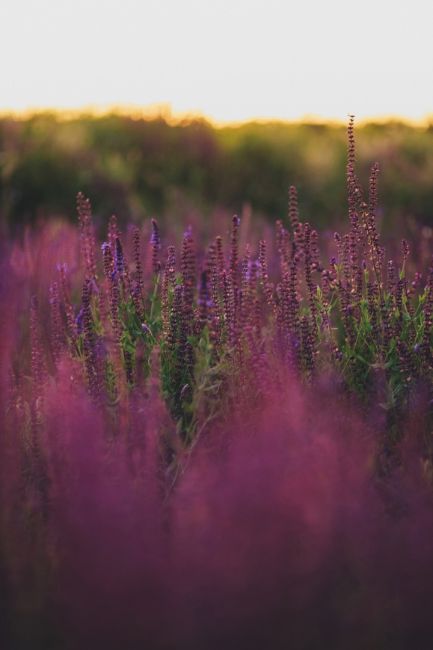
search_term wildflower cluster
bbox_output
[9,121,432,468]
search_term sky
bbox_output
[0,0,432,123]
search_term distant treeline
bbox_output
[1,113,432,231]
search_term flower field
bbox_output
[1,118,433,649]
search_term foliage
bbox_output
[2,119,433,649]
[2,113,433,232]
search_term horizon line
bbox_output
[1,103,432,128]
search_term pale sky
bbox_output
[0,0,432,122]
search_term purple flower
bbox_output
[76,308,84,334]
[115,238,125,275]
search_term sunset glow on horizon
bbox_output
[1,0,432,124]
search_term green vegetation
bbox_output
[1,112,433,232]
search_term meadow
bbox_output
[1,117,433,649]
